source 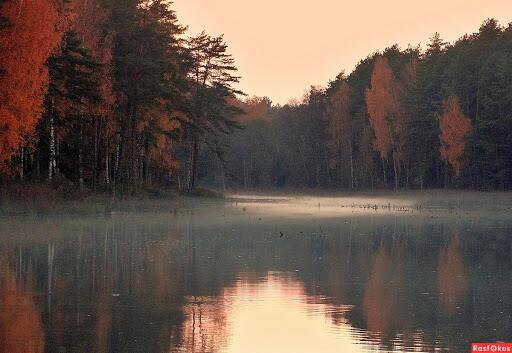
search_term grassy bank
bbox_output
[0,182,223,216]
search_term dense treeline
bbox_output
[0,0,241,193]
[216,19,512,191]
[1,3,511,193]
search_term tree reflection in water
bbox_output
[437,235,469,315]
[0,256,44,353]
[0,203,510,353]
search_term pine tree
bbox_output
[44,30,102,188]
[108,0,187,188]
[425,32,448,57]
[185,32,243,191]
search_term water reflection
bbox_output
[177,296,229,353]
[218,273,367,353]
[0,199,511,353]
[437,236,469,315]
[0,257,44,353]
[362,244,405,339]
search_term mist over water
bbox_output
[1,193,512,353]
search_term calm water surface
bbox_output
[1,194,512,353]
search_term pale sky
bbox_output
[173,0,512,105]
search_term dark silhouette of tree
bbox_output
[326,79,354,188]
[44,31,102,188]
[0,10,512,192]
[184,32,243,191]
[108,0,187,188]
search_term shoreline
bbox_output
[0,183,224,217]
[2,183,512,217]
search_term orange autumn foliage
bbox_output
[439,96,472,176]
[139,105,182,173]
[0,0,64,170]
[365,56,415,162]
[365,56,399,159]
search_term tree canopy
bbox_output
[0,3,511,191]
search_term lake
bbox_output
[1,193,512,353]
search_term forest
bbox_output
[1,0,512,194]
[220,22,512,191]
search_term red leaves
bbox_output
[439,96,472,176]
[0,109,19,165]
[0,0,64,170]
[0,0,114,172]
